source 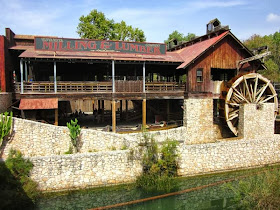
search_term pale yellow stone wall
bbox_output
[183,98,214,144]
[238,103,275,139]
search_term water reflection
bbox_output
[36,170,244,210]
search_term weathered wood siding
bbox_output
[187,36,256,93]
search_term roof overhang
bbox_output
[19,98,58,110]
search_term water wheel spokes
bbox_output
[225,73,278,136]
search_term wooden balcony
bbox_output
[14,81,185,93]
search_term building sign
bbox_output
[35,37,166,55]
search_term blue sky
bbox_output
[0,0,279,43]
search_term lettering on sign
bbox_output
[35,37,166,55]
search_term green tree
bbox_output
[243,31,280,82]
[164,30,196,44]
[77,9,146,42]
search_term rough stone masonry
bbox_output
[1,102,280,191]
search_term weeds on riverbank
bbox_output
[136,136,179,192]
[226,167,280,209]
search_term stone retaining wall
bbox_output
[1,117,187,158]
[178,137,280,176]
[30,151,142,191]
[0,92,12,113]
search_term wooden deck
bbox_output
[14,81,186,100]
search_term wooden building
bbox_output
[0,20,265,134]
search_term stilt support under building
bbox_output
[112,100,116,132]
[142,99,146,130]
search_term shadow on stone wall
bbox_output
[0,161,34,209]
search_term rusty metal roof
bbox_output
[19,98,58,110]
[176,31,229,69]
[17,31,249,69]
[19,48,184,63]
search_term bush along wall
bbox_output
[0,149,40,209]
[136,135,179,192]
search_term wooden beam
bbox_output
[142,99,147,130]
[112,100,116,132]
[54,108,58,126]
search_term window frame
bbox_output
[196,68,203,82]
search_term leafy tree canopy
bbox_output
[243,31,280,82]
[164,30,196,44]
[77,9,146,42]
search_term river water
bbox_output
[35,168,257,210]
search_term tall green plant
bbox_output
[67,118,81,153]
[136,136,179,192]
[0,111,13,146]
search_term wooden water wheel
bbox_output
[224,73,278,136]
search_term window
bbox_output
[196,68,203,82]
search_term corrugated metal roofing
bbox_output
[19,98,58,110]
[176,31,229,69]
[17,31,231,68]
[19,48,184,63]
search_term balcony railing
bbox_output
[14,81,186,93]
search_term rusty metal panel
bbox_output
[19,98,58,110]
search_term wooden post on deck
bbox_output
[54,108,58,126]
[112,100,116,132]
[142,99,147,130]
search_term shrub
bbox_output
[136,136,179,192]
[67,118,81,153]
[0,111,13,146]
[5,149,40,202]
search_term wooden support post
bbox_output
[98,100,101,111]
[120,100,123,119]
[54,109,58,126]
[21,110,25,119]
[102,100,104,122]
[112,100,116,132]
[167,100,170,121]
[125,100,128,121]
[20,59,24,94]
[142,99,147,130]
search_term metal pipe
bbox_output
[25,61,28,81]
[54,61,57,93]
[143,62,146,92]
[112,60,115,93]
[20,59,24,94]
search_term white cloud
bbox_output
[266,13,280,22]
[189,0,247,9]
